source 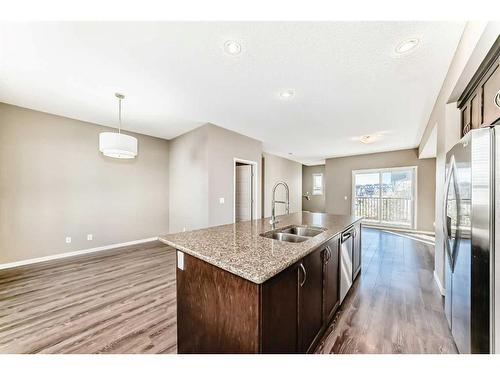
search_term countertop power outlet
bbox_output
[87,234,93,241]
[65,237,72,244]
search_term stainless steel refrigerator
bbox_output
[444,126,499,354]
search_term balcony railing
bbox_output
[354,196,413,227]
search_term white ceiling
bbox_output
[0,22,465,165]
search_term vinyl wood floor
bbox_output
[0,241,177,354]
[0,228,457,354]
[315,228,457,354]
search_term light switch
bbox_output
[87,234,93,241]
[177,251,184,270]
[219,197,225,204]
[344,196,348,200]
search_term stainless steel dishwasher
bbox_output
[339,227,354,304]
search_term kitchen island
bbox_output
[159,211,362,353]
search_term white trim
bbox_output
[434,270,445,296]
[352,166,418,230]
[0,237,158,270]
[233,157,258,223]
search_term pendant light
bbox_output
[99,93,138,159]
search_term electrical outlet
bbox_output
[219,197,225,204]
[87,234,93,241]
[65,236,72,244]
[177,251,184,270]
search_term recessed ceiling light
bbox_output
[279,90,295,99]
[360,135,379,144]
[395,38,419,55]
[223,40,241,55]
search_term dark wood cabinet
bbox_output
[471,93,480,130]
[261,262,299,353]
[323,236,340,323]
[263,238,343,353]
[459,37,500,136]
[352,222,362,280]
[176,225,359,353]
[480,59,500,127]
[298,248,325,352]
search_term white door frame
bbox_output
[233,158,258,223]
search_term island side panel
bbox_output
[176,252,260,353]
[260,262,300,353]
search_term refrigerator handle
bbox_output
[443,158,454,268]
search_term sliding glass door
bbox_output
[353,167,416,229]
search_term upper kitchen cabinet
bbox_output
[481,58,500,126]
[459,37,500,137]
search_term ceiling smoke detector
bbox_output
[223,40,242,55]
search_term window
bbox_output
[352,167,416,228]
[312,173,323,195]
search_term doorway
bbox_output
[233,158,257,222]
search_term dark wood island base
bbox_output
[175,221,362,353]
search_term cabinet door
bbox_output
[298,248,324,353]
[470,93,480,129]
[261,263,299,353]
[323,236,340,323]
[352,223,362,280]
[481,59,500,126]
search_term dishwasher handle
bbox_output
[341,230,353,243]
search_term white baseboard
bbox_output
[0,237,159,270]
[434,270,445,296]
[362,223,435,236]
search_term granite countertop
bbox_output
[159,211,362,284]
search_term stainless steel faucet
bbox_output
[270,181,290,229]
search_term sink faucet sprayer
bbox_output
[270,181,290,229]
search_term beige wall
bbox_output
[0,103,169,264]
[168,125,209,233]
[325,148,436,232]
[418,22,499,290]
[262,153,302,217]
[207,124,262,226]
[302,165,325,213]
[169,123,262,232]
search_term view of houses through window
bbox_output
[353,167,416,228]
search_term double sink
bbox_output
[260,225,325,243]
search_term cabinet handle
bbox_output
[324,246,330,263]
[299,263,307,287]
[495,90,500,109]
